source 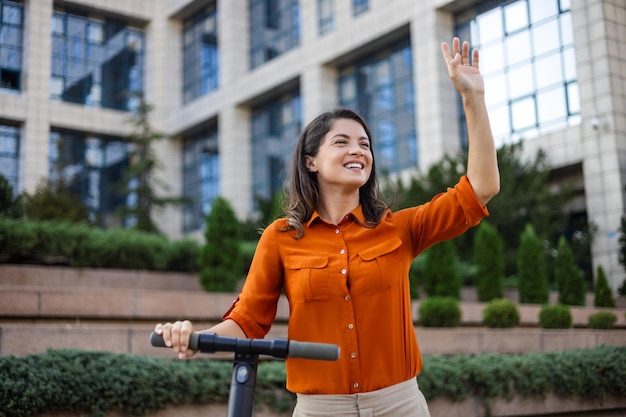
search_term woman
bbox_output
[155,37,499,417]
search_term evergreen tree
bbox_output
[594,265,616,308]
[0,174,23,218]
[555,235,587,306]
[116,98,188,234]
[389,142,576,277]
[23,177,90,223]
[423,240,460,298]
[473,220,504,302]
[199,196,243,292]
[517,224,549,304]
[618,216,626,275]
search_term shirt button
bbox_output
[344,295,351,301]
[335,229,340,234]
[340,249,345,255]
[341,269,347,275]
[351,352,357,359]
[353,383,359,389]
[347,324,354,329]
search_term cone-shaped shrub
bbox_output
[423,240,460,298]
[593,266,616,308]
[517,224,549,304]
[473,221,504,302]
[199,196,242,292]
[555,236,587,306]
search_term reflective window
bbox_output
[251,92,301,204]
[353,0,368,16]
[51,10,144,111]
[49,130,131,226]
[249,0,300,69]
[338,40,416,173]
[183,4,218,104]
[456,0,579,146]
[0,0,22,91]
[318,0,334,35]
[182,128,219,232]
[0,123,19,192]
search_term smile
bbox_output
[344,163,363,169]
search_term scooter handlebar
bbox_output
[150,332,339,361]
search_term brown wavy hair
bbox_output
[282,108,388,239]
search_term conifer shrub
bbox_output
[593,266,616,308]
[199,196,243,292]
[587,311,617,330]
[539,304,572,329]
[482,298,520,328]
[555,236,587,306]
[418,296,461,327]
[473,221,504,302]
[423,240,460,298]
[517,224,549,304]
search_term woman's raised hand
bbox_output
[441,37,485,96]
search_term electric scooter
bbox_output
[150,332,340,417]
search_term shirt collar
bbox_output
[306,205,366,227]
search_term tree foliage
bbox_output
[555,235,587,306]
[116,98,188,234]
[22,177,90,223]
[517,224,549,304]
[0,173,24,218]
[389,142,575,276]
[473,220,504,301]
[199,196,243,292]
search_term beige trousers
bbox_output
[292,379,431,417]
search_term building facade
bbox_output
[1,0,625,291]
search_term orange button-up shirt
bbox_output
[223,176,488,395]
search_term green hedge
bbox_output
[0,217,200,272]
[3,346,624,417]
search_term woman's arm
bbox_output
[441,37,500,206]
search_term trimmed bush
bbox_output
[594,266,616,308]
[517,224,549,304]
[482,298,520,328]
[473,221,504,302]
[0,217,199,272]
[199,196,243,292]
[555,236,587,306]
[539,304,572,329]
[2,346,626,417]
[588,311,617,330]
[423,240,460,298]
[418,296,461,327]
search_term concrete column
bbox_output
[22,0,53,193]
[301,65,337,124]
[218,0,248,87]
[574,0,626,292]
[219,106,252,219]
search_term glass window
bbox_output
[183,4,218,104]
[318,0,334,35]
[49,130,131,226]
[338,39,417,173]
[50,10,144,111]
[182,128,219,232]
[251,92,301,205]
[0,123,19,192]
[456,0,578,145]
[0,0,23,91]
[353,0,368,16]
[249,0,300,69]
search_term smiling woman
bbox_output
[155,37,500,417]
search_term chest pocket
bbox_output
[356,237,403,295]
[284,255,330,303]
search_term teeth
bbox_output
[345,163,363,169]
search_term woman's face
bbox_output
[305,118,373,194]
